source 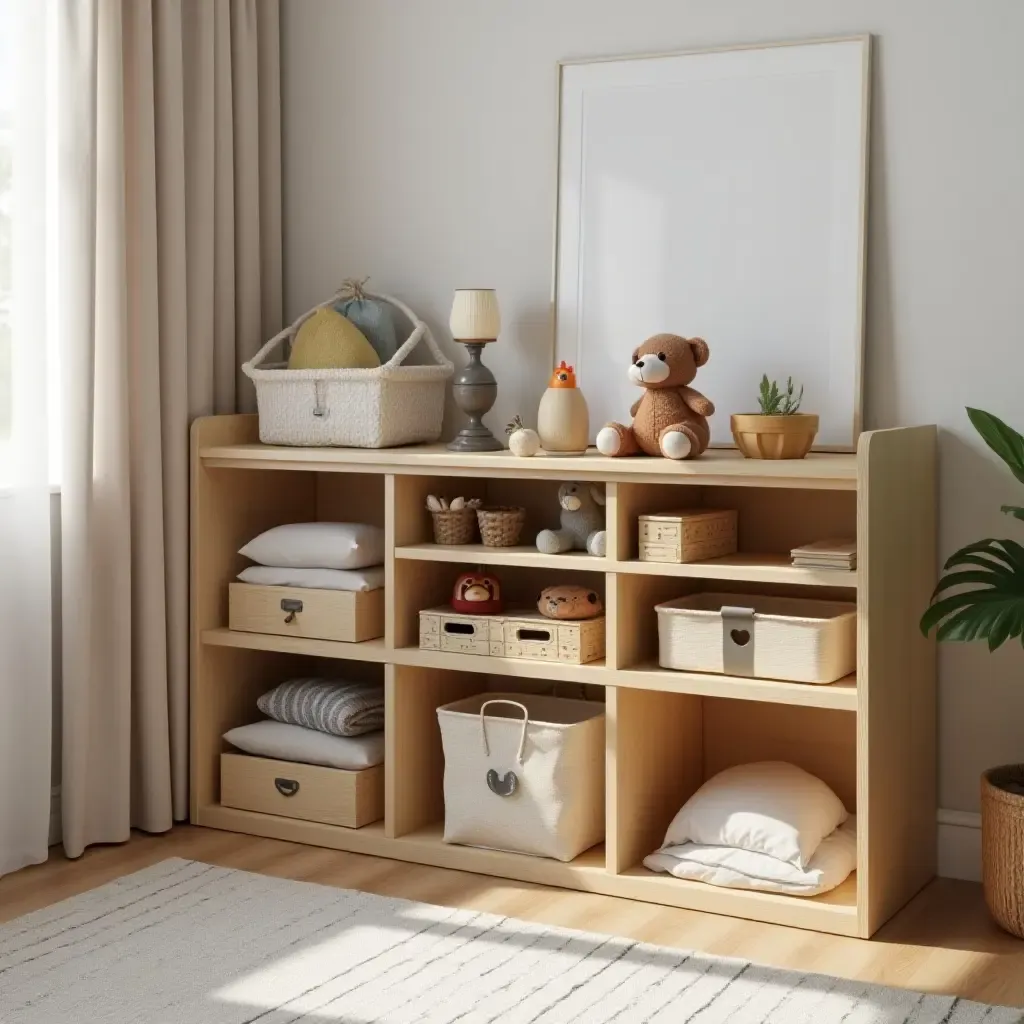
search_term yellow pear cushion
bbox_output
[287,308,381,370]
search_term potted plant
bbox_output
[921,407,1024,938]
[730,375,820,459]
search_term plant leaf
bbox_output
[1002,505,1024,522]
[967,408,1024,485]
[921,540,1024,645]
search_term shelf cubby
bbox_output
[191,414,937,938]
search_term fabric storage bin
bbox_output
[242,289,453,448]
[437,693,605,861]
[229,583,384,643]
[656,592,857,684]
[220,752,383,828]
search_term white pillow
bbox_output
[223,721,385,770]
[239,522,384,571]
[644,818,857,896]
[661,762,848,870]
[237,565,385,592]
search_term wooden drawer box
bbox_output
[220,752,383,828]
[419,608,504,656]
[639,508,738,563]
[503,613,605,665]
[229,583,384,643]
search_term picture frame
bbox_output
[553,36,871,451]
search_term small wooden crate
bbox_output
[638,508,738,563]
[220,753,383,828]
[229,583,385,643]
[419,607,505,656]
[503,613,605,666]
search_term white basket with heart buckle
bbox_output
[436,693,605,861]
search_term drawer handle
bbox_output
[281,598,303,624]
[517,627,551,643]
[444,622,475,635]
[274,777,300,797]
[486,769,519,797]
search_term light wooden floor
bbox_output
[2,827,1023,1010]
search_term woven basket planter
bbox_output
[431,508,478,546]
[242,290,453,449]
[477,507,526,548]
[982,764,1024,938]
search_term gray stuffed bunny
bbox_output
[536,482,607,557]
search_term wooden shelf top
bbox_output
[395,543,608,571]
[200,439,859,488]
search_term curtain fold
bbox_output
[59,0,282,858]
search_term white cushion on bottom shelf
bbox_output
[643,817,857,896]
[223,720,385,770]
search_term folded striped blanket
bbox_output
[257,679,384,738]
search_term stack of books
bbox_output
[790,538,857,571]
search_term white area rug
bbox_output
[1,858,1019,1023]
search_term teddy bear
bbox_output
[595,334,714,460]
[536,482,607,557]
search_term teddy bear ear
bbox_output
[689,337,710,367]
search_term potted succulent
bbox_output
[921,408,1024,938]
[730,375,819,459]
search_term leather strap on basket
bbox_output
[478,699,529,766]
[721,605,755,676]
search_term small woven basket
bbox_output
[982,765,1024,938]
[477,507,526,548]
[431,508,478,546]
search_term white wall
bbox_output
[281,0,1024,873]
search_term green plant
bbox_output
[920,408,1024,649]
[757,375,804,415]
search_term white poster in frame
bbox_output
[553,36,870,451]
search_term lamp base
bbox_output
[447,425,504,453]
[448,341,503,453]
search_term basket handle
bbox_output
[479,699,529,765]
[241,288,454,376]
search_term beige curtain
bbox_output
[60,0,282,857]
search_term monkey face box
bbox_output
[451,572,504,616]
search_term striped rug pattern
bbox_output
[0,859,1019,1023]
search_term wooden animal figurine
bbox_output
[537,361,589,455]
[451,572,503,615]
[596,334,714,460]
[536,482,607,557]
[537,584,604,620]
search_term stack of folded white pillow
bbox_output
[643,762,856,896]
[237,521,386,592]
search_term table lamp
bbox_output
[447,288,503,452]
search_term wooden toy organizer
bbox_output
[191,414,937,938]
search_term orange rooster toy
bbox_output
[537,361,589,454]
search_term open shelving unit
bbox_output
[191,414,937,938]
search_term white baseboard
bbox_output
[49,785,61,847]
[937,808,982,882]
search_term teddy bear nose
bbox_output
[635,359,644,368]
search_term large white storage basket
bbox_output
[437,693,605,862]
[242,290,453,448]
[656,592,857,684]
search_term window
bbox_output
[0,0,11,445]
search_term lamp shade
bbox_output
[450,289,501,341]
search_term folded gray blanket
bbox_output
[257,678,384,738]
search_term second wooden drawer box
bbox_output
[220,752,384,828]
[228,582,385,643]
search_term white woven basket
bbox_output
[437,693,605,862]
[656,592,857,684]
[242,289,453,448]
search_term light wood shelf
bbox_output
[395,543,608,570]
[616,553,857,589]
[191,414,937,939]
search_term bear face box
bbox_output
[537,584,604,621]
[451,572,504,616]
